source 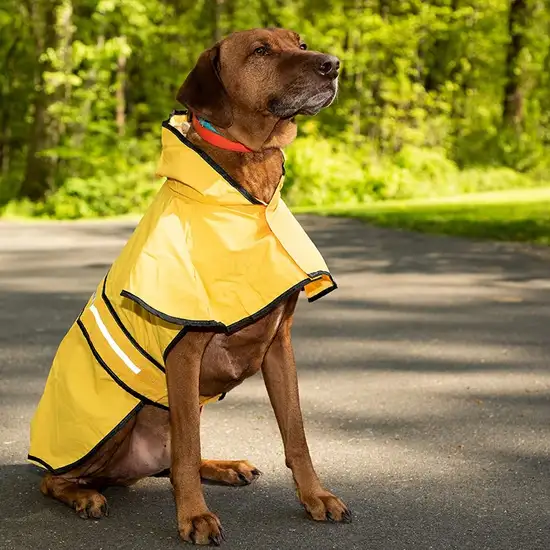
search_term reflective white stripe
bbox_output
[89,304,141,374]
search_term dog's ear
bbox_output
[176,45,233,129]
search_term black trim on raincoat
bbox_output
[163,327,189,363]
[77,320,170,411]
[102,275,166,372]
[121,270,336,334]
[28,402,145,475]
[162,120,264,206]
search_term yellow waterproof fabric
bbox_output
[28,112,336,473]
[112,113,336,329]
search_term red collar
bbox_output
[191,114,253,153]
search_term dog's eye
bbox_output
[299,43,308,50]
[254,46,268,56]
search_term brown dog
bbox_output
[38,28,349,545]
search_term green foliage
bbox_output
[283,138,541,207]
[4,167,159,219]
[283,136,370,206]
[4,138,160,219]
[39,163,159,219]
[1,0,550,218]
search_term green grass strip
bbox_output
[293,187,550,245]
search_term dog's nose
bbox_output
[317,55,340,78]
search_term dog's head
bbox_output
[177,28,339,149]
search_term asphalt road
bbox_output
[1,217,550,550]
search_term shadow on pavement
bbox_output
[1,461,548,550]
[2,218,550,549]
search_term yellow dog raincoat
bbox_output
[28,112,336,474]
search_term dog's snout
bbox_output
[317,55,340,78]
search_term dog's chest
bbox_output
[198,301,288,395]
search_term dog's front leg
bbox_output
[165,331,224,545]
[262,312,352,524]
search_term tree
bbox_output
[20,0,60,200]
[503,0,528,127]
[2,0,550,214]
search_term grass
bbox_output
[293,187,550,246]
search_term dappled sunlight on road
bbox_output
[1,217,550,549]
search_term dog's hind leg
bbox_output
[40,473,109,519]
[36,408,141,519]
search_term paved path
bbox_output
[1,217,550,550]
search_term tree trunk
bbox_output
[226,0,236,32]
[424,0,460,92]
[55,0,74,139]
[352,40,363,138]
[50,0,74,178]
[116,41,127,137]
[213,0,224,43]
[0,36,20,180]
[503,0,528,127]
[348,0,365,140]
[1,125,10,179]
[369,0,389,150]
[21,0,59,201]
[261,0,286,27]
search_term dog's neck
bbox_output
[187,117,295,204]
[228,116,297,151]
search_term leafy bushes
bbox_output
[3,163,160,220]
[283,136,368,206]
[3,0,550,220]
[282,137,542,207]
[2,135,545,220]
[1,136,162,219]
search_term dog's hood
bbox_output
[156,113,265,206]
[106,111,336,331]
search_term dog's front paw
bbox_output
[178,511,225,546]
[200,459,261,486]
[300,490,352,523]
